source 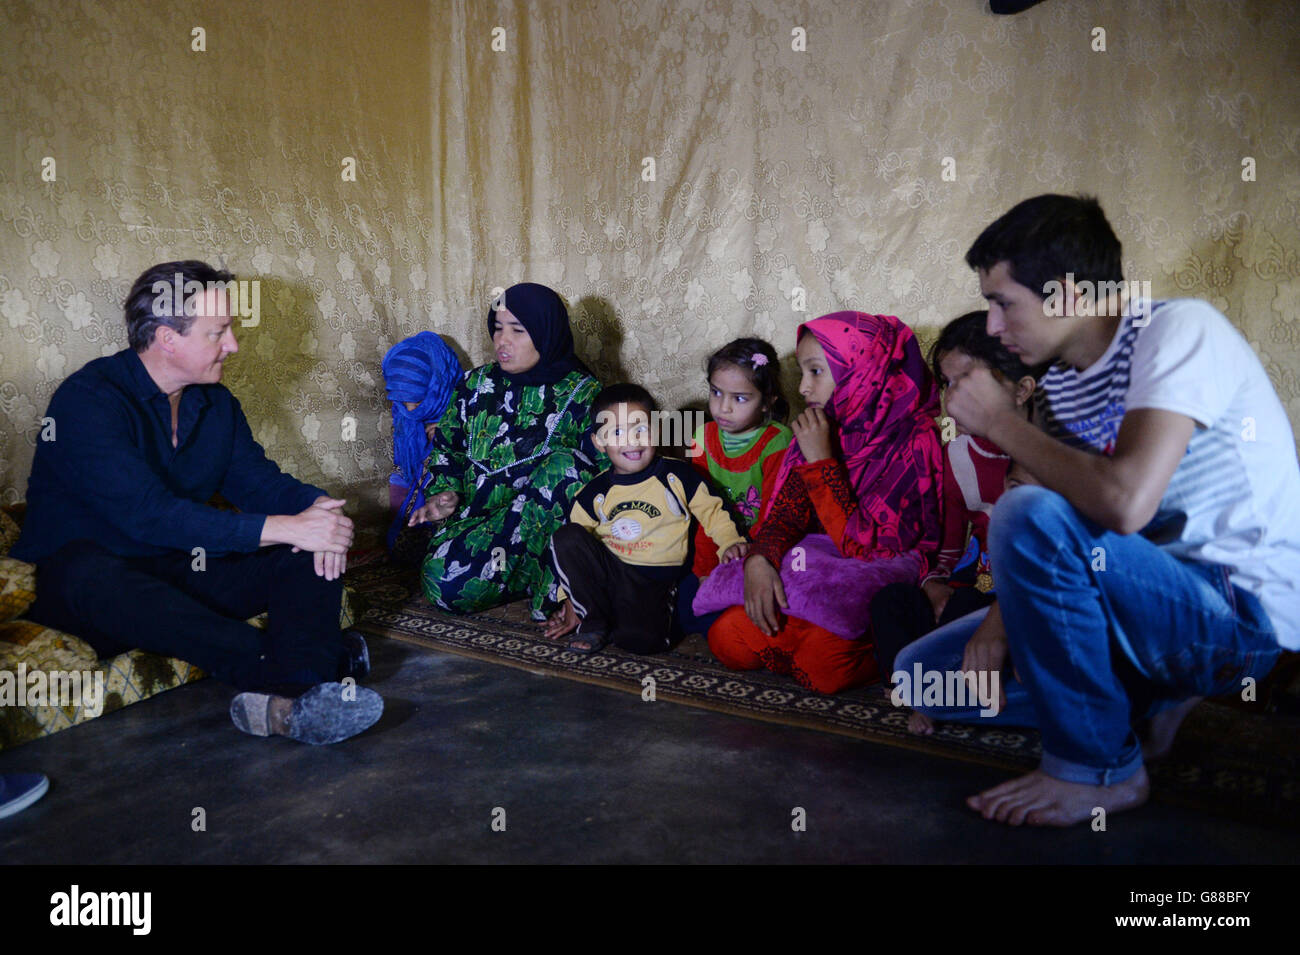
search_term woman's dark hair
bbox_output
[964,193,1123,300]
[592,382,658,420]
[705,337,789,422]
[929,311,1049,387]
[124,260,235,351]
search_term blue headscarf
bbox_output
[383,331,462,547]
[488,283,593,386]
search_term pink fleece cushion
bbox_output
[693,534,923,639]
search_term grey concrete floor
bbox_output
[2,634,1297,864]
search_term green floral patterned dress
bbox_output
[419,364,604,618]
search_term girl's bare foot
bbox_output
[907,711,935,735]
[967,766,1150,826]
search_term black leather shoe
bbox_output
[338,629,371,681]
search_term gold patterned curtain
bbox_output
[3,0,1297,544]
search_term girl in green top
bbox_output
[678,338,793,633]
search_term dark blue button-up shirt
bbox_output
[13,348,325,562]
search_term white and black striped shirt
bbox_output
[1034,299,1300,648]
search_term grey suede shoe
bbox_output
[230,682,383,745]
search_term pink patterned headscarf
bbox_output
[764,312,943,559]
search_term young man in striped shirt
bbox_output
[936,194,1300,826]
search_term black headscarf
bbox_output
[486,283,593,386]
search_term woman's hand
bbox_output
[408,490,459,526]
[542,601,579,640]
[407,501,437,526]
[960,602,1011,713]
[429,490,460,520]
[424,421,439,441]
[743,553,787,636]
[922,578,955,622]
[720,541,750,563]
[791,407,833,462]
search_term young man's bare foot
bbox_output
[907,711,935,735]
[967,766,1150,826]
[1138,696,1202,761]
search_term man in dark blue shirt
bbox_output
[16,261,382,745]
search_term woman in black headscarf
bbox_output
[409,283,604,617]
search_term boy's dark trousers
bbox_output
[869,581,996,678]
[549,523,677,654]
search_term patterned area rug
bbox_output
[346,556,1300,829]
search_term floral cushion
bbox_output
[0,624,204,749]
[0,556,37,621]
[0,508,20,553]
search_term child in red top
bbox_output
[696,312,945,694]
[869,310,1044,677]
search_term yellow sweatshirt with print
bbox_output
[566,457,746,580]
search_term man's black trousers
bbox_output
[25,539,345,692]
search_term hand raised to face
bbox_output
[944,365,1018,438]
[791,407,834,462]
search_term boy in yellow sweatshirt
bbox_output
[544,384,749,654]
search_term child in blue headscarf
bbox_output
[382,331,463,551]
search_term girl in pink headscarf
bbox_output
[695,312,944,693]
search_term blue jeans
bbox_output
[894,606,1038,727]
[897,485,1281,786]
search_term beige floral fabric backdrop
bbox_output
[3,0,1298,544]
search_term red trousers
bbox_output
[706,606,880,695]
